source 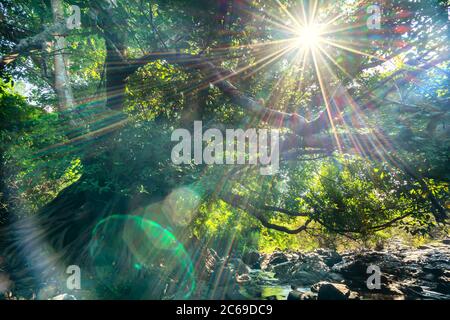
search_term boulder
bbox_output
[267,252,289,266]
[51,293,77,300]
[290,271,324,285]
[436,276,450,294]
[311,282,351,300]
[287,290,317,300]
[229,258,251,275]
[0,272,13,294]
[300,291,317,300]
[287,290,302,300]
[332,251,403,286]
[315,249,342,267]
[272,261,295,278]
[288,253,331,285]
[242,251,261,269]
[198,248,223,280]
[37,284,59,300]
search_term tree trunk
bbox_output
[51,0,75,112]
[104,35,128,110]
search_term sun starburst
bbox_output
[295,23,325,50]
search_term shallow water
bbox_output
[260,285,307,300]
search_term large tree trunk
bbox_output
[0,7,135,295]
[51,0,75,112]
[104,34,129,110]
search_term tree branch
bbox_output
[0,21,71,69]
[220,193,311,234]
[126,52,330,135]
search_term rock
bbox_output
[423,264,446,277]
[398,284,423,298]
[198,248,223,280]
[312,282,351,300]
[300,253,331,273]
[51,293,76,300]
[315,249,342,267]
[236,274,251,284]
[290,271,324,286]
[287,290,302,300]
[288,253,331,285]
[436,276,450,294]
[227,258,250,275]
[329,272,345,283]
[0,273,13,294]
[375,241,385,251]
[267,252,289,266]
[374,281,405,296]
[442,239,450,245]
[37,284,59,300]
[349,291,360,300]
[199,240,450,300]
[242,251,261,269]
[422,273,436,281]
[272,261,295,278]
[332,259,366,278]
[287,290,318,300]
[300,291,317,300]
[332,251,404,288]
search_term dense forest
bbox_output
[0,0,449,300]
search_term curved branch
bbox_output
[126,52,330,135]
[261,206,309,217]
[253,215,312,234]
[220,193,311,234]
[0,21,70,69]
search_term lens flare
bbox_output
[296,24,324,49]
[88,215,195,299]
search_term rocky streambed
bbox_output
[194,239,450,300]
[3,239,449,300]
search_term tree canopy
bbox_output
[0,0,449,272]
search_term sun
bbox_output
[295,24,324,49]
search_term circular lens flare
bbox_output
[88,215,196,299]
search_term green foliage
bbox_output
[1,77,81,213]
[1,0,448,251]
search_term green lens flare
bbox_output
[89,215,195,299]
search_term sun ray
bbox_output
[320,38,387,62]
[295,46,310,94]
[311,48,342,153]
[240,6,300,35]
[242,43,300,80]
[309,0,320,25]
[316,44,354,80]
[275,0,305,29]
[313,51,373,159]
[209,42,298,86]
[265,47,308,111]
[209,37,297,54]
